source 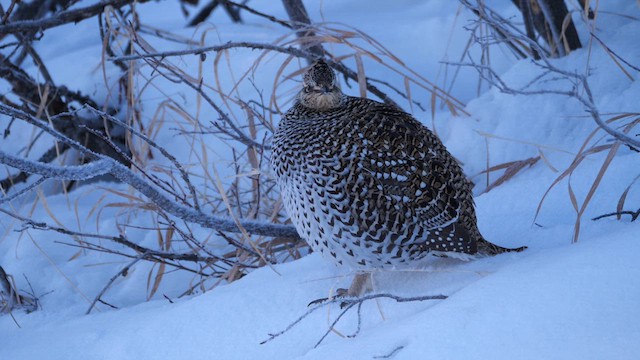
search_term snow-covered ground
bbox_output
[1,1,640,359]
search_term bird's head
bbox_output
[298,59,344,110]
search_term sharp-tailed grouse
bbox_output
[271,59,525,296]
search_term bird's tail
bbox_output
[477,238,527,256]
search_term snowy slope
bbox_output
[1,0,640,359]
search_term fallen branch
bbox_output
[261,293,447,347]
[592,209,640,222]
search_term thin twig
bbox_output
[111,41,400,108]
[592,209,640,222]
[86,253,148,314]
[0,176,47,205]
[0,207,259,264]
[374,345,406,359]
[260,293,447,346]
[85,104,201,210]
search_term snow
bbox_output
[2,0,640,359]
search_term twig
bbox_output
[188,0,243,26]
[86,253,148,314]
[142,56,267,150]
[314,300,359,348]
[591,32,640,72]
[374,345,406,359]
[0,207,259,265]
[0,149,298,236]
[223,0,293,29]
[592,209,640,222]
[0,0,20,25]
[260,293,447,346]
[0,176,47,205]
[445,56,640,150]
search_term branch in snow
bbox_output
[261,293,447,348]
[592,209,640,222]
[374,346,406,359]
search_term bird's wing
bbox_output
[350,104,467,231]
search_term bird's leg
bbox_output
[308,272,373,307]
[336,272,373,297]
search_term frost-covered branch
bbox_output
[0,152,113,181]
[0,177,46,205]
[0,148,299,238]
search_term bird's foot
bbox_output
[307,288,357,308]
[307,273,372,308]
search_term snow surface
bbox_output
[1,0,640,359]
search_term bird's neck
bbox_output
[298,91,346,111]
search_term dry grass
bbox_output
[535,113,640,241]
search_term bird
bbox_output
[270,59,525,297]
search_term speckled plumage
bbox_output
[271,60,524,271]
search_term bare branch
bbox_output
[85,105,202,211]
[592,209,640,222]
[0,101,299,238]
[86,253,148,315]
[0,0,147,35]
[224,0,293,29]
[261,293,447,346]
[281,0,324,60]
[0,176,47,205]
[112,41,400,108]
